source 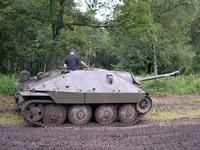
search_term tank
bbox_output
[14,67,180,127]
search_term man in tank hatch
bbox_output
[64,47,88,71]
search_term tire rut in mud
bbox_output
[0,119,200,150]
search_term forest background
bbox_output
[2,0,200,125]
[1,0,200,76]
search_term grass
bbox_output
[0,74,26,124]
[143,108,200,121]
[140,75,200,96]
[0,97,18,111]
[0,94,26,124]
[0,74,18,95]
[0,112,25,124]
[170,98,200,105]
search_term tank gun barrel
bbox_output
[140,71,180,82]
[115,71,180,85]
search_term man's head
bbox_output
[69,47,75,54]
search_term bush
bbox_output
[140,75,200,96]
[0,73,199,96]
[0,74,18,95]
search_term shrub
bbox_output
[0,74,18,95]
[140,75,200,96]
[0,73,199,96]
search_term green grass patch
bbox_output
[0,94,25,125]
[0,98,18,111]
[0,112,25,124]
[143,108,200,121]
[140,75,200,96]
[170,98,200,105]
[0,74,18,95]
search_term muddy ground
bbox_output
[0,94,200,150]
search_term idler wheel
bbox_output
[68,105,92,125]
[118,104,138,123]
[136,96,152,113]
[24,103,44,122]
[42,104,67,125]
[95,105,117,124]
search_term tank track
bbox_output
[20,99,150,128]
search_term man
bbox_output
[64,47,88,71]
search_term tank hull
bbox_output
[14,68,178,127]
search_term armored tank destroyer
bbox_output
[14,67,180,127]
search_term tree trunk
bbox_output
[48,0,65,71]
[48,50,56,71]
[153,45,158,75]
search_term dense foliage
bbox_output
[0,74,18,95]
[0,0,200,76]
[0,73,199,96]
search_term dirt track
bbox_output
[1,118,200,150]
[1,94,200,150]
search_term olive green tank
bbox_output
[14,67,180,126]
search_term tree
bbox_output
[0,0,48,74]
[189,11,200,74]
[107,0,199,74]
[150,0,199,73]
[108,1,158,74]
[0,0,104,74]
